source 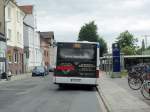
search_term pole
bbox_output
[143,35,150,49]
[145,35,147,49]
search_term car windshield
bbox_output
[35,66,44,71]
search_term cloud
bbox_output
[17,0,150,47]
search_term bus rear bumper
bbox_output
[53,76,98,86]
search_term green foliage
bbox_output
[136,48,142,55]
[78,21,107,56]
[147,46,150,50]
[120,70,128,78]
[121,46,136,55]
[97,37,108,57]
[116,30,138,55]
[78,21,98,42]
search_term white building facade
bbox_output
[34,31,42,67]
[5,1,25,74]
[20,5,42,72]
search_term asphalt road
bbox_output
[0,74,102,112]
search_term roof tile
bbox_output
[19,5,33,14]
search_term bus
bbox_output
[53,41,100,87]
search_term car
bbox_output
[32,66,48,76]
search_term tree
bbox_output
[121,46,136,55]
[97,37,108,57]
[78,21,98,42]
[116,30,138,55]
[78,21,107,56]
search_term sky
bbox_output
[16,0,150,49]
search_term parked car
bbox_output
[48,65,54,72]
[32,66,48,76]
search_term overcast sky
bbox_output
[16,0,150,49]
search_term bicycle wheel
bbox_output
[128,77,142,90]
[141,81,150,100]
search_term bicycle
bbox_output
[128,66,146,90]
[140,69,150,100]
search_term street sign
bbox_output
[112,43,120,72]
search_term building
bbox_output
[5,0,25,74]
[0,0,6,76]
[19,5,42,72]
[34,31,42,67]
[39,31,54,68]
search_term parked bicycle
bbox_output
[128,65,146,90]
[140,65,150,100]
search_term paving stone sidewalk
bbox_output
[0,73,32,84]
[97,72,150,112]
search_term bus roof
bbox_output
[57,41,99,45]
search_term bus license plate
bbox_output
[71,79,81,82]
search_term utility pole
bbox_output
[143,35,150,49]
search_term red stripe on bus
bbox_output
[56,65,75,71]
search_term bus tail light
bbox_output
[96,70,99,78]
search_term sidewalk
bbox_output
[0,73,32,84]
[97,72,150,112]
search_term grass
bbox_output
[120,70,128,78]
[110,70,128,78]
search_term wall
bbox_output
[5,1,25,48]
[5,1,25,74]
[23,24,29,47]
[40,38,50,67]
[34,32,42,66]
[0,0,5,35]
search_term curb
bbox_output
[11,74,32,81]
[96,86,112,112]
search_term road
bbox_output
[0,74,102,112]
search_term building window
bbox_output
[8,29,12,40]
[17,11,20,22]
[44,50,46,57]
[20,33,22,43]
[20,53,22,63]
[14,52,18,63]
[7,51,12,63]
[8,7,11,19]
[17,32,19,42]
[26,51,29,59]
[8,55,12,63]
